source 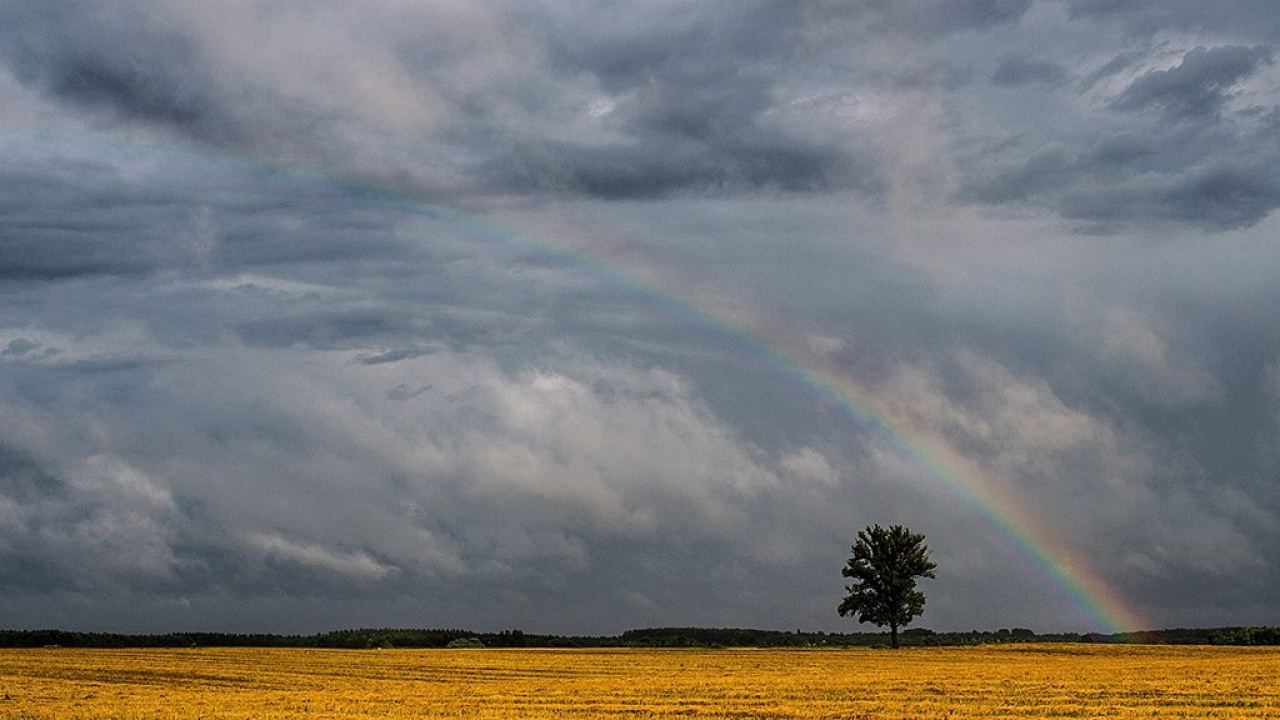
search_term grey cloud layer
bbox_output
[1,1,1278,634]
[5,2,1278,227]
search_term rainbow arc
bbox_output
[28,129,1147,633]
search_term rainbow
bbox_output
[23,129,1147,634]
[415,199,1149,635]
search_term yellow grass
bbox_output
[0,644,1277,718]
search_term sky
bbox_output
[1,1,1278,636]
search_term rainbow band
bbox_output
[427,201,1147,636]
[22,130,1146,634]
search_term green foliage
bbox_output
[445,637,485,648]
[1,625,1274,649]
[838,524,937,648]
[1208,627,1280,645]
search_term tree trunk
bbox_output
[890,624,899,649]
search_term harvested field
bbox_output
[0,644,1277,718]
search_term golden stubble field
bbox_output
[0,644,1276,719]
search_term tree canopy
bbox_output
[838,524,937,648]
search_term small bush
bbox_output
[445,637,485,649]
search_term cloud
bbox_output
[2,0,1279,635]
[855,0,1034,37]
[6,1,1275,227]
[1114,45,1275,121]
[0,1,890,201]
[0,447,181,593]
[1064,0,1280,39]
[878,349,1269,591]
[1,338,42,358]
[778,447,840,488]
[991,53,1067,87]
[1093,306,1223,407]
[248,533,398,582]
[0,322,849,625]
[1,3,229,139]
[959,114,1280,230]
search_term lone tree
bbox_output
[838,524,937,649]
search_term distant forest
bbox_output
[2,626,1277,649]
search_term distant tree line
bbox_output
[0,628,560,650]
[1206,627,1280,646]
[0,625,1275,649]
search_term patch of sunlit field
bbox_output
[0,644,1277,718]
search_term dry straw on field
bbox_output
[1,644,1276,718]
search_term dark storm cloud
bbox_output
[962,128,1280,229]
[2,0,1280,636]
[964,38,1280,231]
[964,122,1280,230]
[483,1,876,198]
[1154,159,1280,229]
[1113,45,1275,121]
[0,163,199,280]
[2,1,866,200]
[3,0,1276,228]
[0,3,237,143]
[26,42,211,132]
[500,0,993,199]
